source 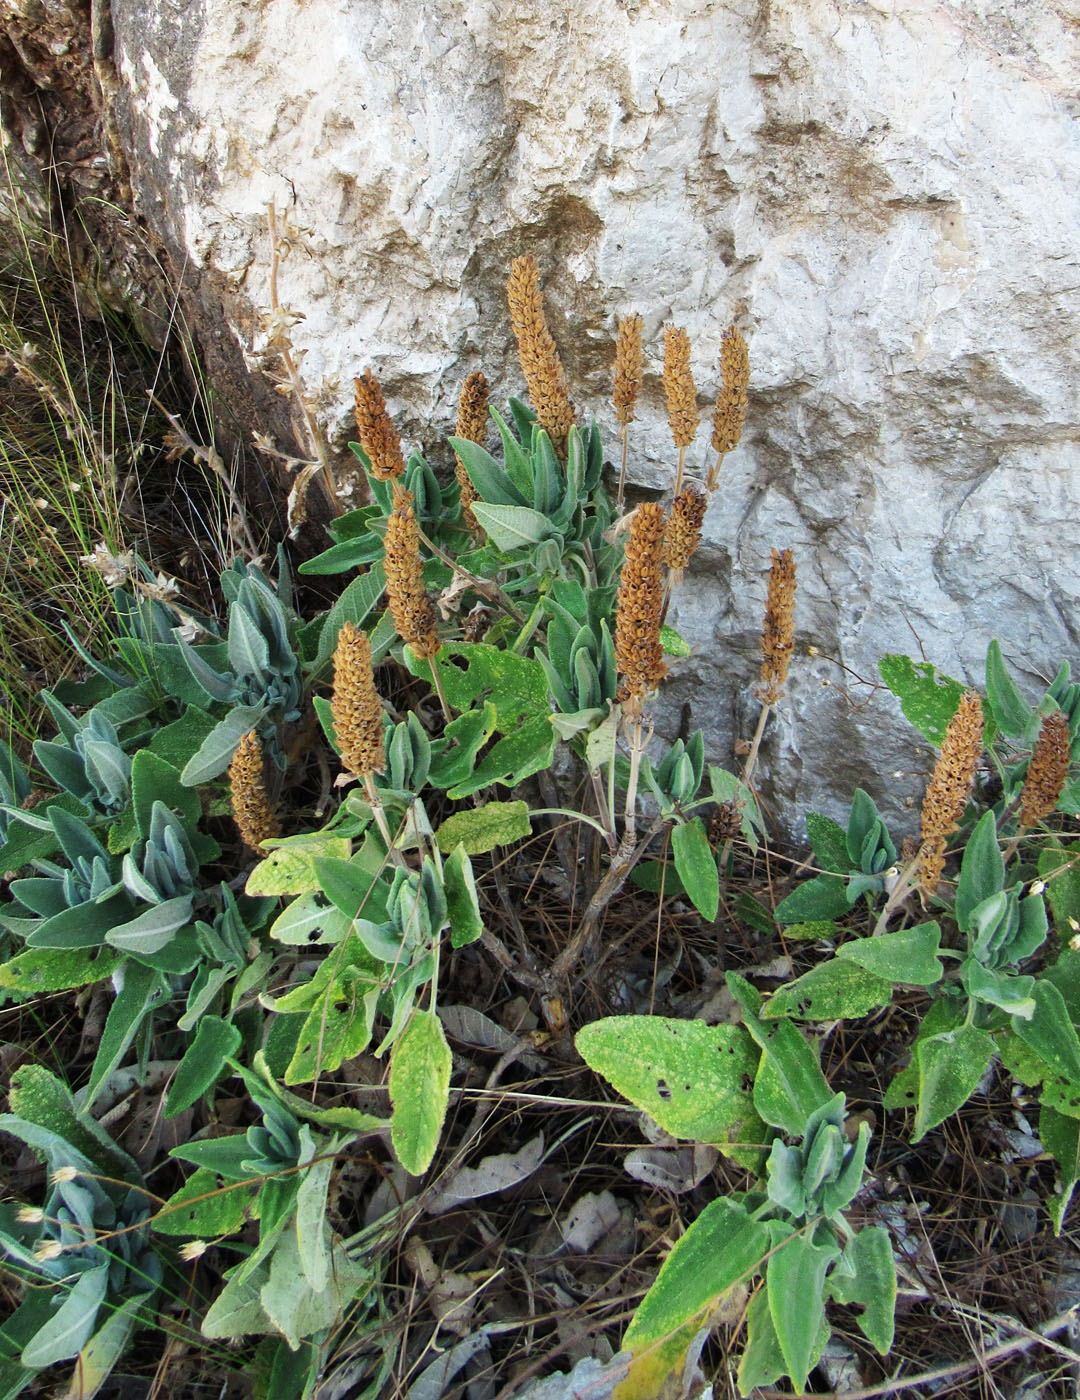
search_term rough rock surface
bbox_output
[79,1,1080,830]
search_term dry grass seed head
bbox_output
[613,313,644,429]
[228,729,280,852]
[615,501,668,708]
[1018,709,1070,827]
[711,324,749,458]
[506,255,575,459]
[662,484,707,571]
[917,689,984,891]
[662,325,698,450]
[454,370,489,534]
[353,369,406,482]
[384,489,441,659]
[332,621,386,778]
[758,548,796,704]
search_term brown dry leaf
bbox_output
[559,1190,622,1253]
[623,1143,719,1194]
[403,1239,478,1338]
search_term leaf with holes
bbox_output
[878,654,968,746]
[576,1017,765,1169]
[762,960,895,1021]
[836,922,944,986]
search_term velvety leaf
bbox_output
[575,1017,765,1169]
[828,1225,896,1353]
[20,1264,108,1368]
[1039,843,1080,936]
[165,1016,241,1117]
[153,1167,260,1237]
[986,639,1035,739]
[1012,980,1080,1083]
[7,1064,137,1183]
[148,706,221,775]
[766,1220,838,1393]
[245,834,351,896]
[736,1285,790,1392]
[268,893,350,947]
[878,653,967,746]
[180,704,266,787]
[390,1010,452,1175]
[773,874,852,924]
[910,1025,995,1142]
[615,1199,769,1400]
[836,922,944,986]
[659,624,691,657]
[1039,1107,1080,1235]
[0,945,121,996]
[435,801,530,855]
[84,962,165,1108]
[443,844,483,948]
[805,812,850,874]
[310,563,387,672]
[955,811,1004,934]
[284,979,378,1085]
[201,1260,273,1341]
[671,818,719,921]
[762,959,895,1021]
[131,750,201,841]
[728,979,833,1136]
[470,502,555,550]
[295,1127,333,1293]
[447,716,555,798]
[259,1226,369,1351]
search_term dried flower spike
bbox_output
[614,313,644,428]
[354,370,407,481]
[710,324,749,460]
[454,371,489,534]
[758,548,796,705]
[916,690,984,892]
[1019,710,1070,827]
[615,502,668,711]
[229,730,280,852]
[662,326,698,451]
[384,490,441,659]
[663,485,707,572]
[506,255,575,458]
[332,622,386,778]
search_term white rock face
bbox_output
[109,0,1080,834]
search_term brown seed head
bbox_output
[614,313,644,429]
[615,502,668,710]
[1019,710,1070,827]
[354,370,407,481]
[454,371,489,535]
[332,621,386,778]
[916,690,984,891]
[758,548,796,704]
[506,256,576,459]
[662,325,698,451]
[711,324,749,458]
[384,490,441,659]
[662,485,707,571]
[228,730,280,852]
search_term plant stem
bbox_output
[511,595,545,655]
[674,444,686,495]
[427,658,453,725]
[616,424,629,514]
[413,521,525,624]
[719,700,772,878]
[588,768,618,853]
[362,774,408,869]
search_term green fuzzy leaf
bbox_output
[1039,843,1080,936]
[0,794,91,873]
[773,874,852,924]
[629,861,686,897]
[311,854,388,921]
[766,1220,839,1393]
[435,800,530,855]
[180,703,267,787]
[782,920,839,941]
[259,1226,370,1351]
[284,982,378,1085]
[449,435,530,508]
[406,643,548,733]
[443,844,483,948]
[310,563,387,672]
[428,705,497,789]
[727,976,834,1136]
[106,894,194,956]
[986,639,1035,739]
[20,1263,108,1368]
[878,653,968,746]
[909,1025,996,1142]
[1012,980,1080,1083]
[201,1260,274,1341]
[245,834,352,896]
[84,961,164,1108]
[0,944,121,996]
[836,922,944,986]
[154,1167,260,1237]
[447,717,555,798]
[762,959,895,1021]
[165,1016,241,1117]
[659,624,691,657]
[295,1127,334,1293]
[298,534,384,577]
[671,818,719,920]
[268,893,350,947]
[738,1284,803,1392]
[1039,1107,1080,1234]
[8,1064,138,1183]
[805,812,851,874]
[390,1010,452,1175]
[147,706,219,778]
[618,1199,769,1400]
[828,1225,896,1353]
[955,811,1004,933]
[470,502,555,550]
[575,1017,765,1169]
[131,751,201,841]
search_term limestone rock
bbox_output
[99,0,1080,833]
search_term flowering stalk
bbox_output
[1003,709,1070,861]
[228,730,280,852]
[663,326,698,495]
[614,312,644,513]
[506,255,575,459]
[353,369,407,482]
[384,490,450,720]
[332,621,405,861]
[707,324,749,492]
[454,370,489,535]
[660,483,706,620]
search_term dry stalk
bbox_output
[353,369,407,482]
[454,370,489,534]
[707,323,749,492]
[228,730,279,852]
[613,312,643,512]
[506,255,575,459]
[663,325,698,494]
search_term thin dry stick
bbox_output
[265,204,341,513]
[663,325,698,495]
[613,313,643,513]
